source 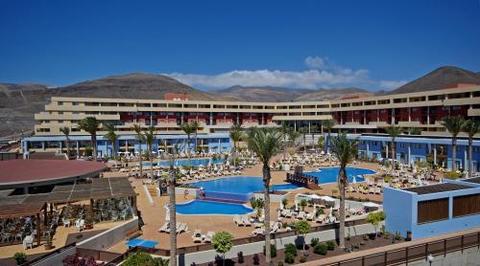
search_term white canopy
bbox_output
[362,202,380,208]
[319,195,336,202]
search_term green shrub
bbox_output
[326,240,335,250]
[122,252,161,266]
[314,243,328,255]
[444,171,462,179]
[299,256,307,263]
[284,243,297,257]
[310,238,319,247]
[14,252,27,265]
[284,252,295,264]
[263,244,277,257]
[395,231,402,241]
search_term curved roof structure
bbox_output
[0,159,106,188]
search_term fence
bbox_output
[200,191,251,203]
[322,231,480,266]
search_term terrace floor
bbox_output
[107,158,383,253]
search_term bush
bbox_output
[263,244,277,258]
[299,256,307,263]
[14,252,27,265]
[445,170,462,179]
[284,252,295,264]
[326,240,335,250]
[284,243,297,257]
[314,243,328,255]
[237,251,244,263]
[123,251,162,266]
[253,254,260,265]
[310,238,319,247]
[277,261,284,266]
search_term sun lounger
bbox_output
[252,228,264,236]
[192,229,203,243]
[159,222,169,232]
[296,211,306,220]
[306,212,315,221]
[315,214,326,223]
[204,231,214,243]
[242,216,252,226]
[233,215,244,226]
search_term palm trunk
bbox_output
[65,137,70,159]
[263,165,272,264]
[112,140,117,160]
[468,138,473,178]
[168,167,177,266]
[138,144,143,177]
[338,167,347,249]
[194,131,198,155]
[391,139,396,170]
[452,138,457,172]
[92,135,97,159]
[150,144,154,178]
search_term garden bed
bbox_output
[196,233,405,266]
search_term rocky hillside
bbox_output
[0,73,219,137]
[215,86,315,102]
[388,66,480,94]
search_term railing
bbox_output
[322,231,480,266]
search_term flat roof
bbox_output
[404,183,473,195]
[0,159,107,186]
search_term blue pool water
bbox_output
[305,167,376,184]
[144,158,224,167]
[192,176,300,194]
[176,200,253,215]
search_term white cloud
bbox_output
[305,56,327,69]
[166,56,404,91]
[378,80,408,90]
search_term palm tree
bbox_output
[299,127,308,154]
[167,146,180,266]
[78,117,100,159]
[247,127,282,264]
[229,124,243,166]
[442,116,465,172]
[330,133,358,249]
[180,122,196,157]
[287,128,301,152]
[322,119,335,153]
[310,125,318,152]
[59,126,71,159]
[385,126,402,170]
[133,124,145,177]
[279,122,290,159]
[462,120,480,178]
[191,120,200,154]
[144,126,156,177]
[103,123,118,159]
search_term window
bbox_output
[453,194,480,217]
[417,198,449,224]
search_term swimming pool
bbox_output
[191,176,300,194]
[143,158,224,167]
[176,200,253,215]
[305,167,376,184]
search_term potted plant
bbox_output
[13,252,27,265]
[44,232,53,250]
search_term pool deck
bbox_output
[106,156,383,253]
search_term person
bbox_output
[184,189,189,199]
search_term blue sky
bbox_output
[0,0,479,90]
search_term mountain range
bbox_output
[1,66,479,138]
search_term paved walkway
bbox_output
[297,227,480,266]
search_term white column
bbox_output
[366,142,370,159]
[308,121,311,134]
[464,149,468,171]
[408,144,411,166]
[385,143,389,159]
[427,106,430,125]
[433,145,437,165]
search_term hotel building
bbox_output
[22,85,480,170]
